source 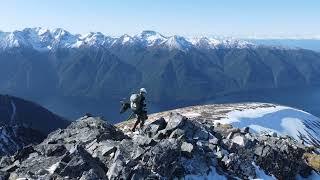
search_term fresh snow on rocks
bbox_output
[134,30,167,46]
[141,103,320,148]
[216,105,320,147]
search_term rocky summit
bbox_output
[0,110,319,180]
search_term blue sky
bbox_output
[0,0,319,37]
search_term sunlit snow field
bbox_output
[215,105,320,147]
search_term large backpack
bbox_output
[130,93,141,112]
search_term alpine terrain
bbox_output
[1,28,320,121]
[0,103,319,179]
[1,0,319,179]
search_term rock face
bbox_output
[0,114,319,179]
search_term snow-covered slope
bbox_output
[164,35,193,51]
[115,103,320,179]
[133,30,167,46]
[0,27,255,51]
[119,103,320,148]
[216,105,320,147]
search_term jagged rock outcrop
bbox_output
[0,113,319,179]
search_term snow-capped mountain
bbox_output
[190,37,221,49]
[0,27,255,51]
[164,35,194,51]
[79,32,114,47]
[1,27,320,122]
[133,30,167,46]
[191,37,255,49]
[0,28,77,50]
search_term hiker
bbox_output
[120,88,148,132]
[130,88,148,131]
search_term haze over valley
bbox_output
[1,28,320,122]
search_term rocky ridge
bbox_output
[118,103,320,148]
[1,111,319,179]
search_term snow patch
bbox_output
[216,105,320,146]
[71,40,84,48]
[217,106,287,124]
[121,35,132,44]
[47,162,60,174]
[280,118,306,140]
[232,135,246,146]
[37,27,50,36]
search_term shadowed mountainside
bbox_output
[1,28,320,121]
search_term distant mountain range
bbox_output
[0,28,320,122]
[0,28,255,50]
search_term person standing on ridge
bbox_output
[120,88,148,132]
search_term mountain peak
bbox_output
[165,35,192,50]
[35,27,50,36]
[117,34,133,45]
[51,28,69,36]
[80,32,114,47]
[20,27,49,36]
[191,37,221,49]
[134,30,166,46]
